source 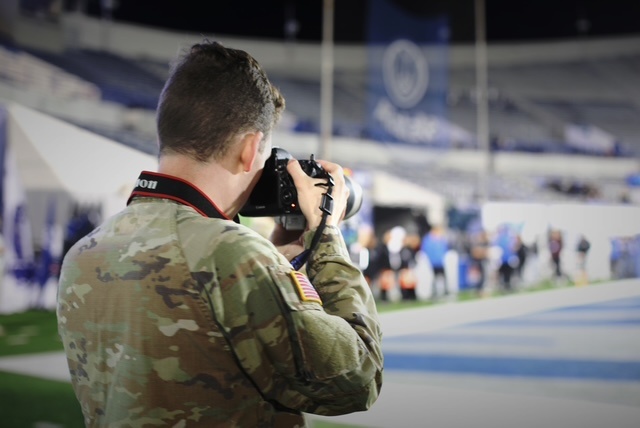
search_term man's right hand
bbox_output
[286,159,350,230]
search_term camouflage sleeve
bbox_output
[297,225,384,413]
[258,225,383,415]
[208,224,383,417]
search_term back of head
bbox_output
[156,40,285,162]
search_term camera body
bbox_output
[240,147,362,228]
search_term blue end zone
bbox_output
[455,295,640,328]
[383,295,640,381]
[383,353,640,381]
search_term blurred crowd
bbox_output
[345,222,640,303]
[2,205,639,309]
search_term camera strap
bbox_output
[127,171,239,223]
[290,174,334,270]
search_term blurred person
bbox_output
[386,226,406,273]
[56,40,383,428]
[377,226,405,302]
[467,230,490,296]
[612,236,637,279]
[421,225,449,299]
[514,234,528,282]
[610,237,623,279]
[548,228,565,281]
[374,229,394,301]
[495,225,518,291]
[575,234,591,285]
[359,232,379,282]
[398,234,421,301]
[62,204,99,260]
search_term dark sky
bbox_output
[79,0,640,43]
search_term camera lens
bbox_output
[344,176,363,220]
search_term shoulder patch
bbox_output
[290,270,322,305]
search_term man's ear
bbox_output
[240,131,264,173]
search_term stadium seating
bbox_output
[2,17,638,209]
[23,47,165,109]
[3,31,639,158]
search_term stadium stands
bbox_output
[0,43,101,101]
[22,47,165,109]
[1,12,639,209]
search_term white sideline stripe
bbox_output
[0,350,70,382]
[308,380,640,428]
[378,278,640,337]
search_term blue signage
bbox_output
[367,0,454,147]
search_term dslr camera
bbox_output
[240,147,363,229]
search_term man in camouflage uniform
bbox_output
[57,40,383,427]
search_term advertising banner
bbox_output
[367,0,469,147]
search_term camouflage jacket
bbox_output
[57,197,384,427]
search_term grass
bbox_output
[0,309,62,357]
[0,310,84,427]
[0,371,84,427]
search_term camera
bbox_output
[240,147,363,229]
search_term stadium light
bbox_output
[475,0,491,203]
[320,0,334,161]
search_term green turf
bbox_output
[0,309,62,356]
[0,371,84,427]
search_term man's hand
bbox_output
[287,159,349,230]
[270,223,304,261]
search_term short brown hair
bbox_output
[156,40,285,162]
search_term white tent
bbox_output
[6,102,157,236]
[371,170,446,226]
[1,102,157,313]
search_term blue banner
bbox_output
[367,0,466,147]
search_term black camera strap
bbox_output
[290,174,334,270]
[127,171,239,223]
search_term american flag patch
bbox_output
[290,271,322,305]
